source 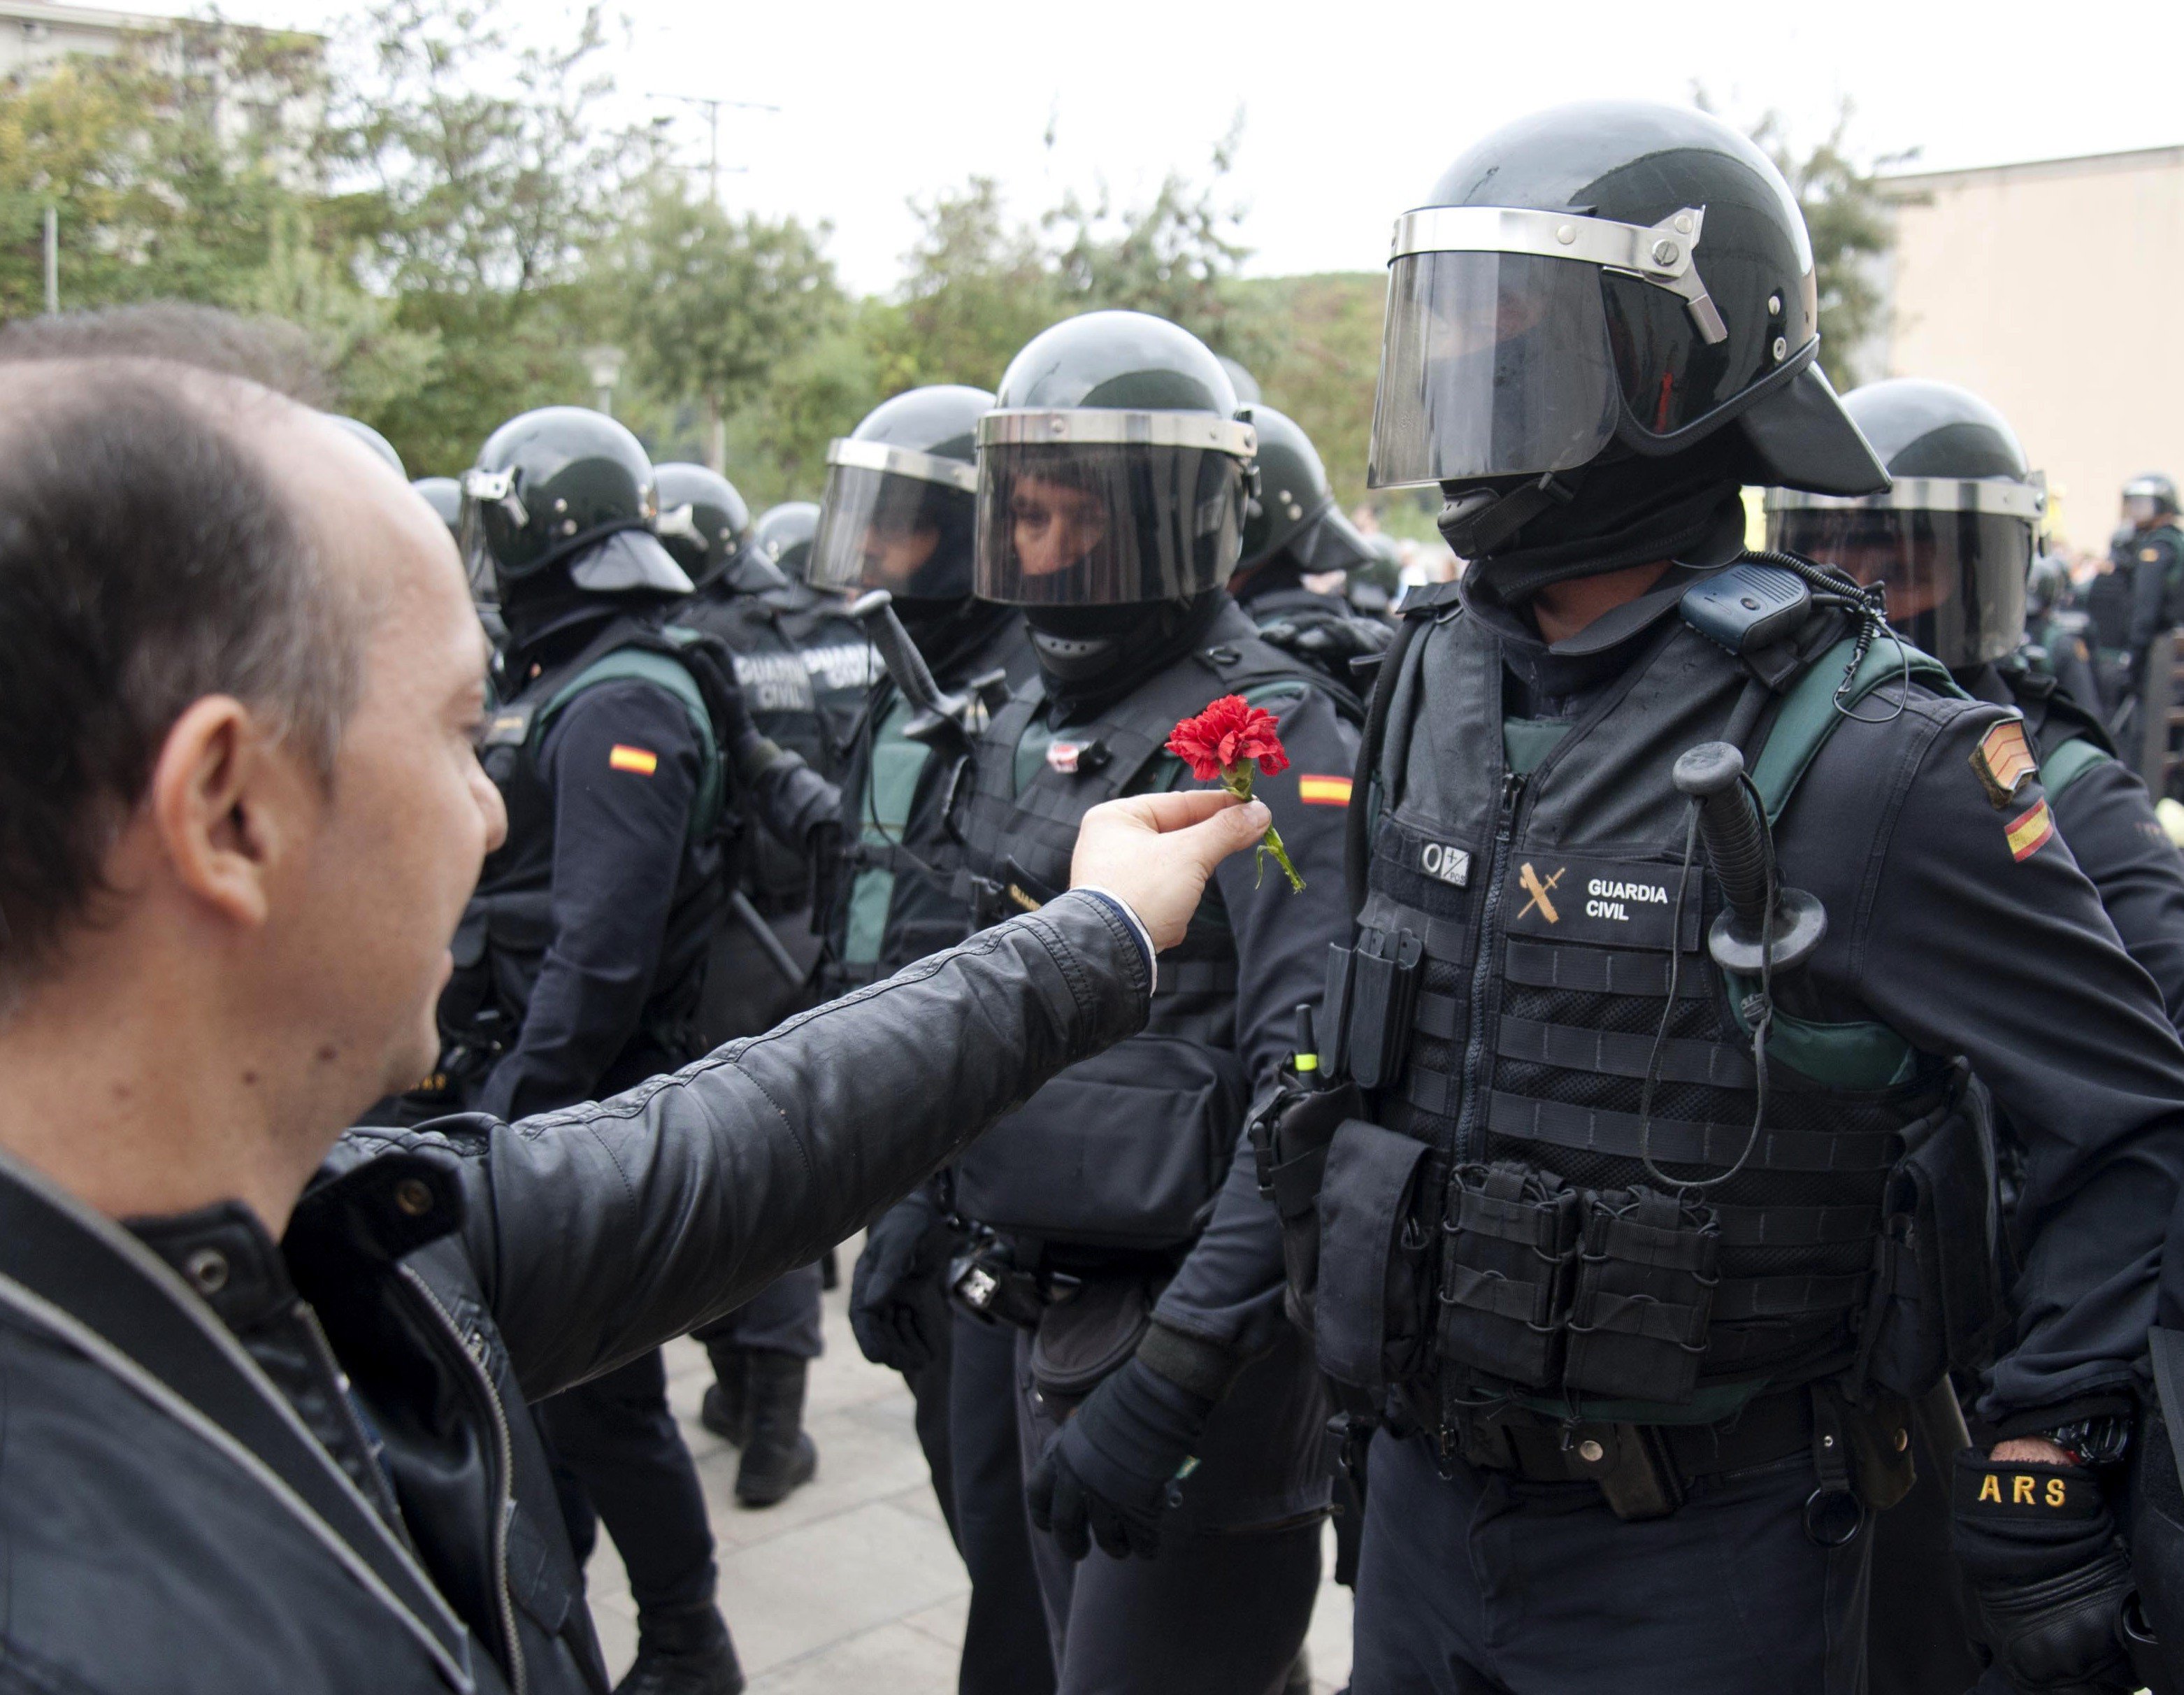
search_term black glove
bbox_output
[1026,1356,1213,1561]
[1953,1452,2136,1694]
[848,1192,951,1373]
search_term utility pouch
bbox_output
[1341,926,1423,1091]
[1562,1187,1721,1404]
[1837,1387,1917,1514]
[1323,943,1357,1080]
[1029,1275,1156,1402]
[1315,1119,1438,1397]
[1584,1422,1688,1522]
[1861,1070,2004,1398]
[1435,1162,1581,1389]
[1249,1079,1364,1333]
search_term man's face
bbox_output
[264,422,506,1106]
[2127,495,2163,531]
[1010,473,1109,579]
[859,520,941,592]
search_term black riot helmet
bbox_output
[974,310,1257,608]
[1369,101,1886,589]
[328,414,405,479]
[808,385,991,603]
[1218,356,1263,406]
[2125,473,2180,529]
[653,462,753,590]
[1767,378,2043,671]
[460,406,691,607]
[412,475,463,537]
[752,501,821,583]
[1237,403,1377,582]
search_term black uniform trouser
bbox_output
[1011,1338,1321,1695]
[540,1347,717,1619]
[1351,1426,1871,1695]
[692,1260,826,1358]
[948,1308,1058,1695]
[1865,1445,1983,1695]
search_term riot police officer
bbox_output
[413,473,464,536]
[413,473,504,645]
[668,472,872,1509]
[449,408,745,1695]
[1300,101,2184,1694]
[951,310,1363,1693]
[789,384,1054,1694]
[2025,547,2102,714]
[2122,474,2184,774]
[1769,378,2184,1693]
[1230,401,1392,680]
[751,499,821,583]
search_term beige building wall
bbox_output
[1881,146,2184,552]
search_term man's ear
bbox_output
[147,696,310,929]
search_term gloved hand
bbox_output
[1953,1451,2137,1694]
[848,1192,952,1373]
[1026,1355,1213,1561]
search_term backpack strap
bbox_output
[1746,633,1965,824]
[536,636,725,842]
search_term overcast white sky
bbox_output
[264,0,2181,298]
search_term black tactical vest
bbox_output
[1323,597,1948,1419]
[825,617,1035,989]
[434,618,727,1098]
[676,582,876,910]
[951,600,1359,1254]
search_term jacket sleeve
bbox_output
[1144,687,1360,1397]
[476,683,703,1122]
[459,890,1152,1400]
[1809,696,2184,1426]
[2050,754,2184,1034]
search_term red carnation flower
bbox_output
[1167,695,1305,892]
[1166,694,1291,784]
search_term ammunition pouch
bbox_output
[1248,1076,1363,1333]
[1563,1187,1722,1405]
[1436,1162,1581,1389]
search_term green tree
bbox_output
[0,20,322,319]
[868,175,1060,394]
[602,181,845,473]
[324,0,645,470]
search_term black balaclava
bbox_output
[1027,591,1228,724]
[896,595,1016,681]
[1444,443,1746,607]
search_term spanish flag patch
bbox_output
[1297,774,1353,806]
[2006,798,2053,862]
[608,744,659,776]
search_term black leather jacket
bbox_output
[0,894,1149,1694]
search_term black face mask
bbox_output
[1026,591,1228,722]
[1441,445,1747,604]
[893,595,1014,678]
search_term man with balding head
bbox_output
[0,354,1272,1694]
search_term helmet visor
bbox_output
[974,415,1253,606]
[1770,504,2031,669]
[1367,250,1621,487]
[810,444,979,601]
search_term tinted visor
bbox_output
[1770,506,2032,669]
[975,430,1251,606]
[1367,251,1620,487]
[810,448,978,601]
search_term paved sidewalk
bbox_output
[584,1239,1356,1693]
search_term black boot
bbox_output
[699,1342,749,1447]
[612,1601,745,1695]
[735,1350,817,1508]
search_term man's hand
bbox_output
[1071,790,1272,952]
[1026,1357,1213,1561]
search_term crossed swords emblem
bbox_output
[1516,861,1563,924]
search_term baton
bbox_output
[729,888,805,987]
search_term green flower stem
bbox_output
[1221,764,1305,893]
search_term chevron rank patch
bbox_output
[1971,719,2039,809]
[2006,799,2055,862]
[608,744,659,776]
[1297,774,1353,806]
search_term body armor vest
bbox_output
[952,599,1360,1254]
[676,583,875,910]
[436,617,727,1099]
[826,618,1035,989]
[1329,599,1948,1417]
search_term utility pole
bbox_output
[43,206,58,315]
[646,92,778,203]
